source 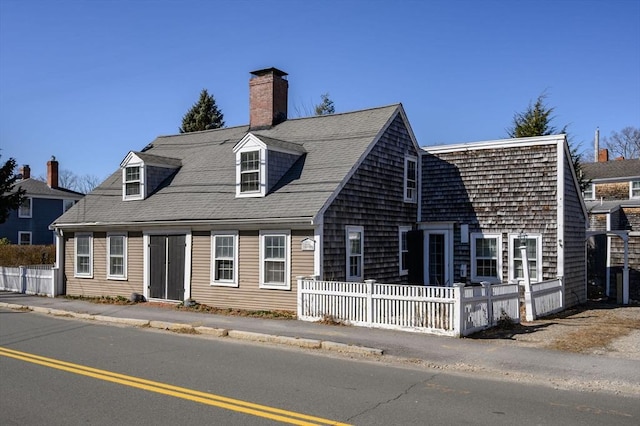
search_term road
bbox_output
[1,308,638,425]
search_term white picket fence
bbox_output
[297,278,521,337]
[0,265,59,297]
[522,277,564,321]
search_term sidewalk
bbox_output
[1,292,638,397]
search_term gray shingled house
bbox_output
[51,67,588,312]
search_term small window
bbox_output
[107,233,127,280]
[399,226,411,276]
[471,233,502,283]
[509,234,542,283]
[346,226,364,281]
[123,165,143,200]
[240,151,260,193]
[18,231,32,245]
[583,183,594,200]
[18,197,32,218]
[631,181,640,199]
[75,233,93,278]
[260,230,290,289]
[404,156,417,203]
[211,231,238,287]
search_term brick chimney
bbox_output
[19,165,30,179]
[249,68,288,130]
[598,148,609,162]
[47,156,59,189]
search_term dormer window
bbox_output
[120,151,181,201]
[240,151,261,193]
[124,166,143,199]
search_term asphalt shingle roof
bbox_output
[581,159,640,180]
[54,104,400,227]
[13,178,84,199]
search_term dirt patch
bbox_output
[471,301,640,359]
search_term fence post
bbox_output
[481,281,492,326]
[19,265,27,294]
[453,283,465,337]
[296,276,304,319]
[557,275,565,310]
[520,245,535,321]
[365,280,375,326]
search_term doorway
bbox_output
[148,234,186,301]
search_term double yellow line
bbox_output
[0,346,351,426]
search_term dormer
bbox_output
[120,151,182,201]
[233,133,306,198]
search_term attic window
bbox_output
[122,165,145,201]
[240,151,260,193]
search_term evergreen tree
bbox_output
[0,156,26,224]
[179,89,225,133]
[314,93,335,116]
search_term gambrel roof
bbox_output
[53,104,408,229]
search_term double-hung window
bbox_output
[509,234,542,282]
[471,233,502,283]
[260,230,290,289]
[631,180,640,199]
[404,156,417,203]
[211,231,238,287]
[18,231,32,245]
[398,226,411,276]
[583,183,594,200]
[75,233,93,278]
[107,233,127,280]
[18,197,32,218]
[346,226,364,281]
[240,151,260,193]
[124,165,143,200]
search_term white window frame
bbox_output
[122,164,144,201]
[582,183,594,200]
[211,231,239,287]
[259,230,290,290]
[75,233,93,278]
[470,233,502,283]
[404,155,418,203]
[18,197,32,218]
[346,225,364,281]
[235,146,267,198]
[508,234,542,283]
[18,231,32,245]
[107,233,127,280]
[398,226,411,276]
[631,180,640,199]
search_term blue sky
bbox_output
[1,0,639,182]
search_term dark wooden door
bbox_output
[149,235,185,301]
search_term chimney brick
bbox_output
[20,165,30,179]
[249,68,288,130]
[598,148,609,162]
[47,157,59,189]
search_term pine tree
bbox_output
[0,156,26,224]
[314,93,335,116]
[179,89,225,133]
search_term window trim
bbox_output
[346,225,364,282]
[74,233,93,278]
[235,147,267,198]
[122,164,144,201]
[470,232,502,283]
[18,231,32,245]
[211,231,239,287]
[398,226,411,276]
[508,233,542,283]
[259,230,291,290]
[404,155,418,203]
[18,197,32,218]
[582,183,595,200]
[631,180,640,199]
[107,233,127,280]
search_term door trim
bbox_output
[143,230,192,301]
[418,222,454,286]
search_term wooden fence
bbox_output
[297,279,521,337]
[522,277,564,321]
[0,265,58,297]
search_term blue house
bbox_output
[1,159,84,245]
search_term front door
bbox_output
[149,235,185,301]
[427,233,446,285]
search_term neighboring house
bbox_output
[51,67,588,312]
[1,159,83,245]
[582,150,640,303]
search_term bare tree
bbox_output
[602,126,640,159]
[36,169,100,194]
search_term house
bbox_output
[51,67,588,312]
[413,135,588,308]
[582,150,640,304]
[1,158,83,245]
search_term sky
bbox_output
[1,0,639,183]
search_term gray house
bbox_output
[51,67,588,311]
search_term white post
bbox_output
[365,279,375,326]
[481,281,492,326]
[520,245,535,321]
[296,277,304,319]
[19,265,26,294]
[453,283,465,337]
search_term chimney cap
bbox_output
[250,67,288,78]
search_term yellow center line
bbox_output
[0,346,351,426]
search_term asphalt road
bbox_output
[1,309,638,425]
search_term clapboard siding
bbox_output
[323,113,418,282]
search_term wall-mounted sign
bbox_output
[301,237,315,251]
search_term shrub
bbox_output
[0,244,56,266]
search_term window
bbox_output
[471,233,502,283]
[75,233,93,278]
[240,151,260,193]
[107,233,127,279]
[260,230,290,289]
[18,197,32,218]
[123,165,143,200]
[631,181,640,199]
[211,231,238,287]
[399,226,411,276]
[509,234,542,283]
[583,183,594,200]
[18,232,32,245]
[404,156,417,203]
[346,226,364,281]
